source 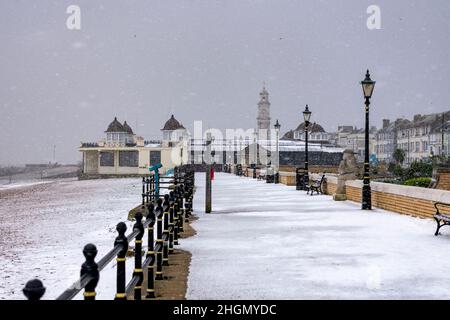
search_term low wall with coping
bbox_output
[279,171,295,186]
[278,171,450,219]
[435,168,450,191]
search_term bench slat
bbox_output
[435,213,450,222]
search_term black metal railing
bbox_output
[22,165,195,300]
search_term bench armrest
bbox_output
[434,202,450,215]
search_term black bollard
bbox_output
[133,212,144,300]
[114,222,128,300]
[81,244,99,300]
[23,279,46,300]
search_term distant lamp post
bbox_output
[361,70,376,210]
[252,129,257,179]
[239,137,243,166]
[205,133,213,213]
[303,105,312,188]
[274,120,281,184]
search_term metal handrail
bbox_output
[56,216,155,300]
[22,165,196,301]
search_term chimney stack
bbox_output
[382,119,390,129]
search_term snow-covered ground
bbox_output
[0,178,142,300]
[0,180,54,191]
[184,173,450,299]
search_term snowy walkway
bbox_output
[183,173,450,299]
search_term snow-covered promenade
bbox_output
[184,173,450,299]
[0,178,140,300]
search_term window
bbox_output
[119,151,138,167]
[149,151,161,166]
[100,151,114,167]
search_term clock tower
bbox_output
[257,85,271,140]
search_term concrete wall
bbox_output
[436,168,450,191]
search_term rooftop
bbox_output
[105,117,126,133]
[162,114,185,131]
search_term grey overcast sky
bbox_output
[0,0,449,165]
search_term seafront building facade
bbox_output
[79,116,188,177]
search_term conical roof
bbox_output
[123,121,134,134]
[105,117,126,133]
[162,115,185,130]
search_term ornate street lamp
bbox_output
[274,120,281,184]
[303,105,312,188]
[361,70,375,210]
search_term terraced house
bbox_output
[375,112,450,165]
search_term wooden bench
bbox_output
[434,202,450,236]
[306,175,325,196]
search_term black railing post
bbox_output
[149,176,154,203]
[145,203,156,299]
[174,167,179,185]
[173,192,179,246]
[178,186,185,233]
[169,206,175,254]
[145,177,150,204]
[81,244,99,300]
[23,279,46,300]
[133,212,144,300]
[155,198,164,280]
[184,186,190,223]
[141,177,146,207]
[162,199,169,266]
[114,222,128,300]
[166,194,174,254]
